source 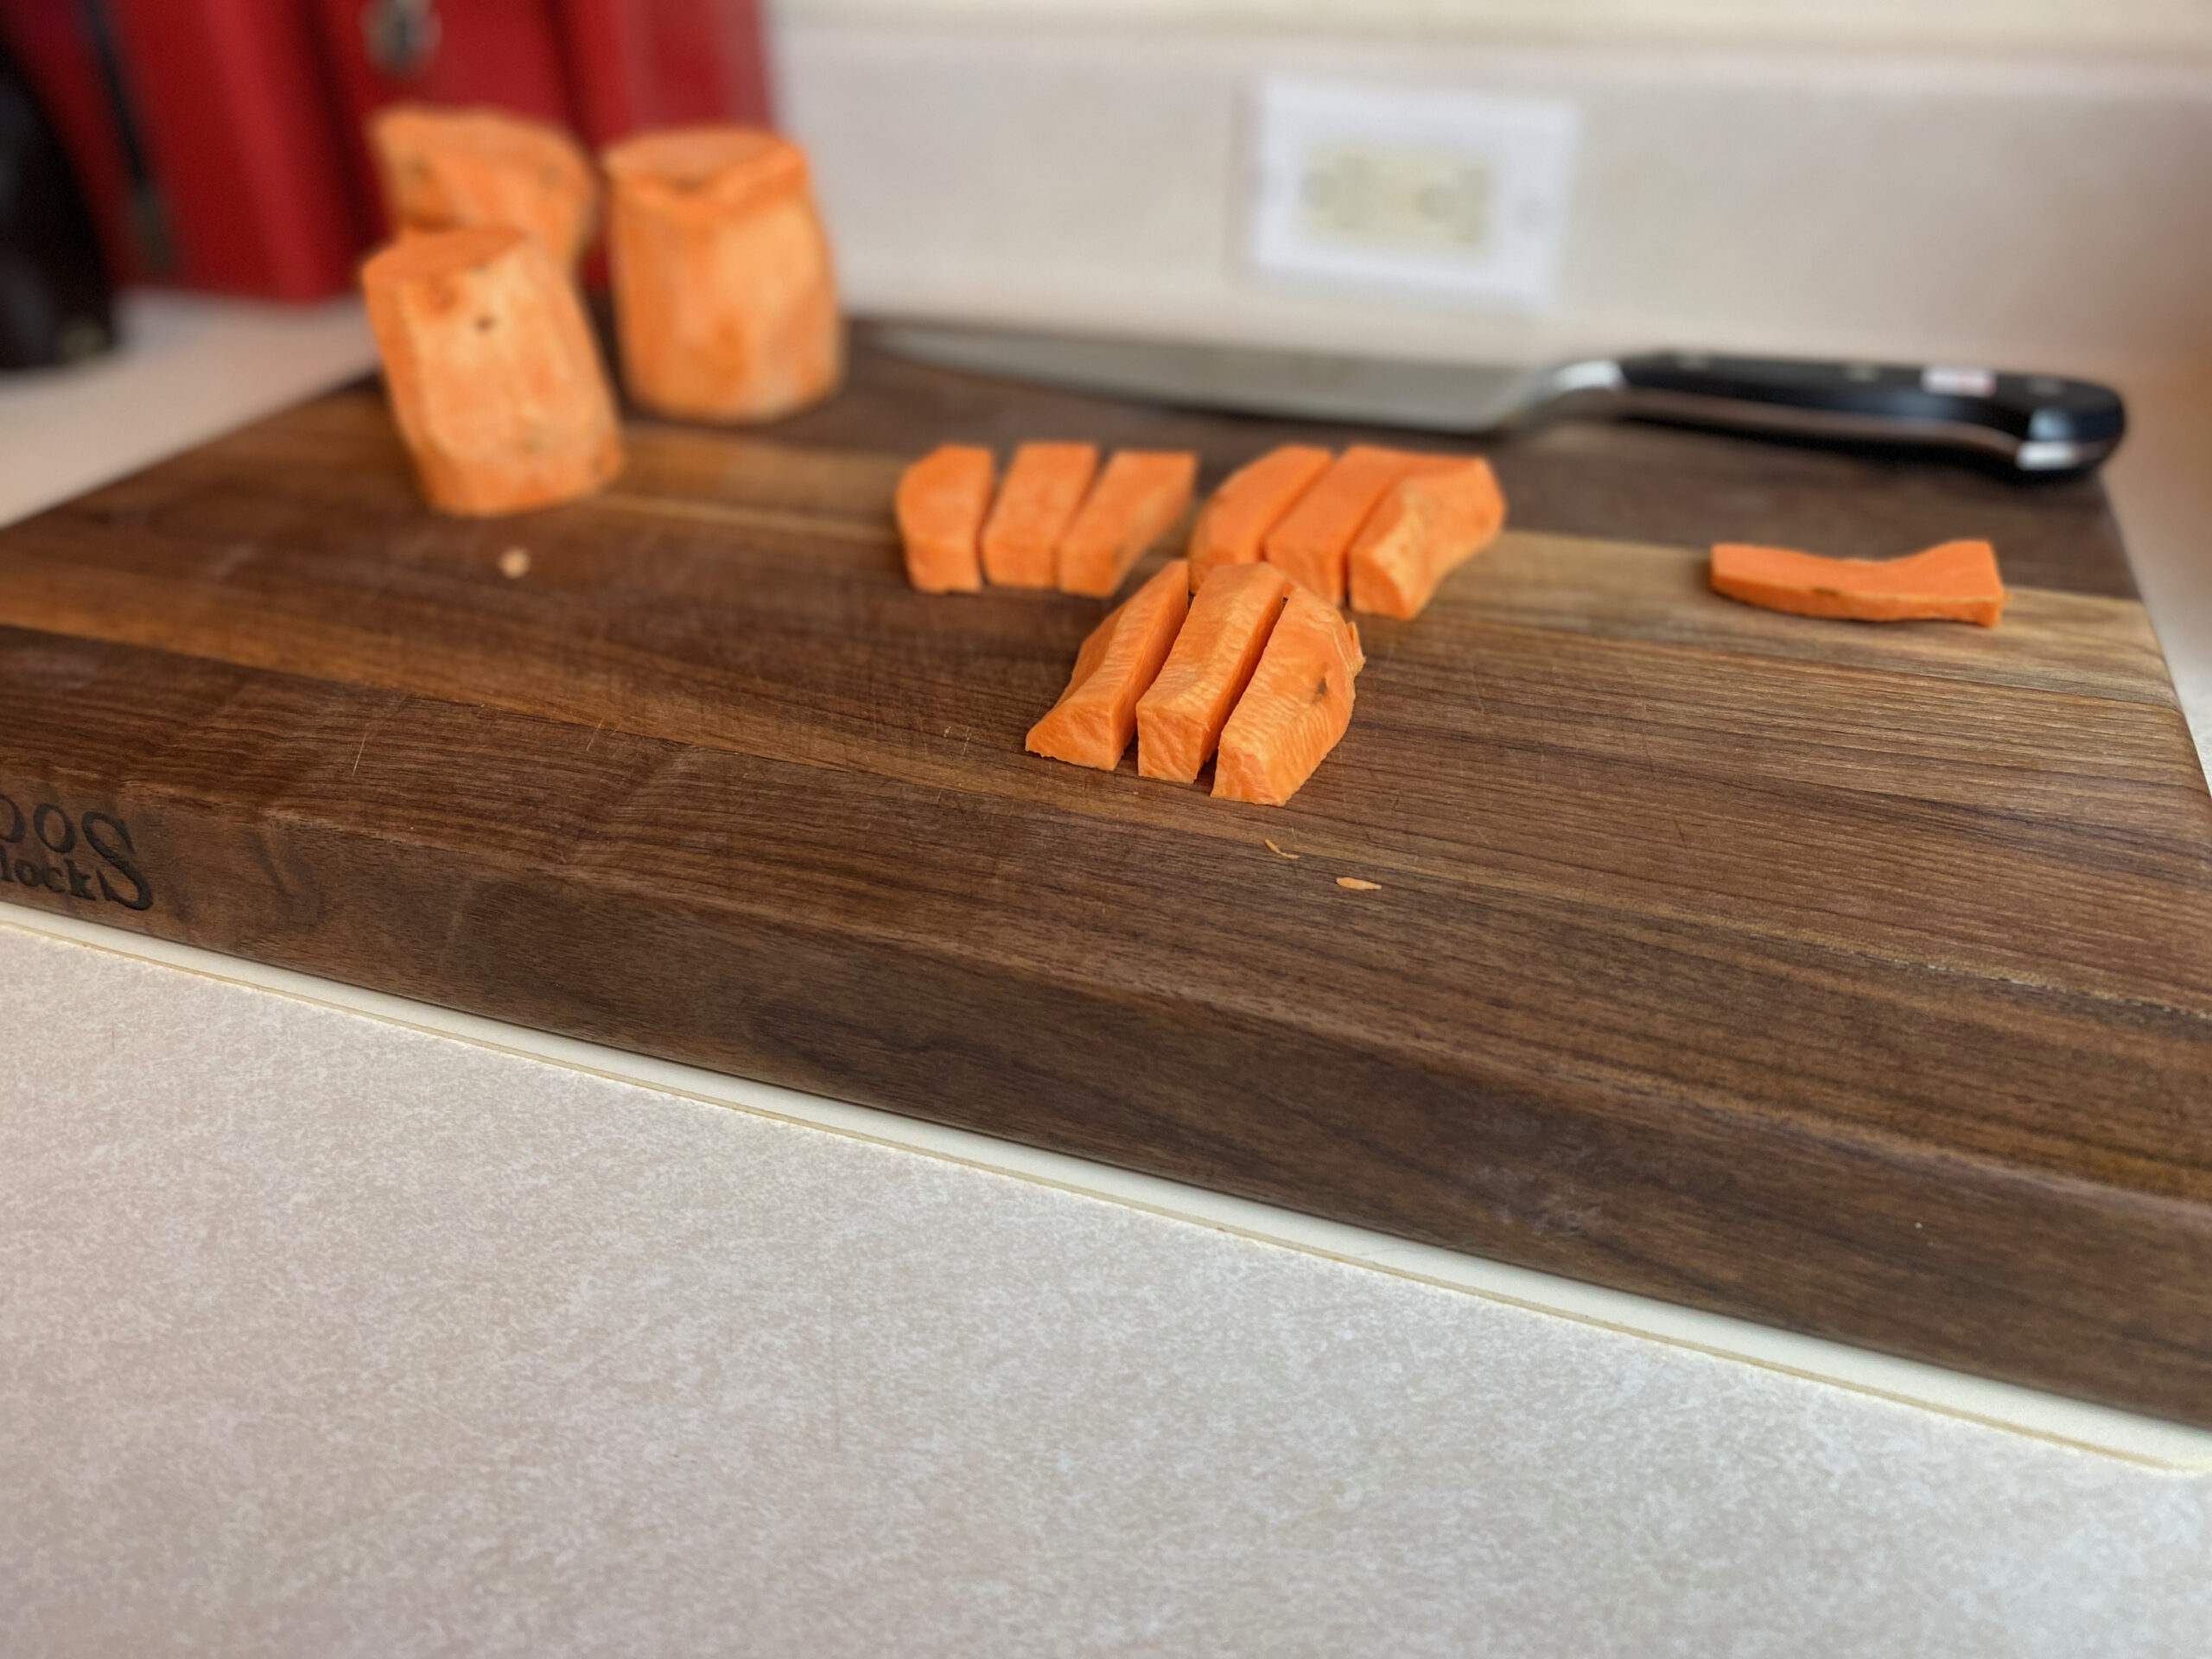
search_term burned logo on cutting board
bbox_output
[0,791,152,911]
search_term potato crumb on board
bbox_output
[498,547,531,579]
[1263,839,1300,860]
[1337,876,1382,891]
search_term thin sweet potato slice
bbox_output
[1136,562,1292,783]
[1027,560,1191,770]
[361,226,623,517]
[1710,539,2006,626]
[602,126,842,423]
[1348,456,1506,620]
[896,444,995,594]
[1263,445,1452,603]
[982,442,1097,588]
[1214,587,1365,806]
[1187,444,1332,587]
[369,104,598,273]
[1057,448,1198,597]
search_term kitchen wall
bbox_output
[781,0,2212,58]
[772,0,2212,378]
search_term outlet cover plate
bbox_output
[1246,79,1579,312]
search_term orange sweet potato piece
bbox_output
[369,104,598,273]
[361,226,624,517]
[1214,587,1365,806]
[1187,444,1332,587]
[1026,560,1191,770]
[1057,448,1198,597]
[1711,539,2006,626]
[1347,456,1506,620]
[982,442,1097,588]
[602,126,842,423]
[1135,562,1292,783]
[1263,445,1452,603]
[896,444,995,594]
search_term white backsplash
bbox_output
[776,17,2212,378]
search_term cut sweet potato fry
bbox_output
[982,442,1097,588]
[1348,456,1506,620]
[1711,539,2006,626]
[369,104,598,273]
[896,444,995,594]
[1057,449,1198,597]
[361,226,623,517]
[1135,562,1292,783]
[1263,445,1452,603]
[1214,587,1365,806]
[602,126,842,423]
[1027,560,1191,770]
[1187,444,1332,587]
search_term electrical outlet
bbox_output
[1247,79,1579,311]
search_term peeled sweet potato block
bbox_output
[1027,561,1191,771]
[1711,539,2006,626]
[982,442,1097,588]
[1187,444,1332,588]
[361,226,624,517]
[1264,445,1453,603]
[897,444,995,594]
[1348,456,1506,620]
[602,126,842,423]
[1214,587,1364,806]
[1057,448,1198,597]
[370,104,598,273]
[1136,562,1291,783]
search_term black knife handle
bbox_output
[1610,352,2126,473]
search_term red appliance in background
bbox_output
[0,0,772,301]
[105,0,370,298]
[556,0,772,144]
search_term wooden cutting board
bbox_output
[3,337,2209,1426]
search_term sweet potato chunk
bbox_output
[361,226,623,516]
[1347,456,1506,620]
[1136,562,1291,783]
[369,104,598,273]
[1027,561,1191,770]
[602,126,842,423]
[1214,587,1365,805]
[982,442,1097,588]
[896,444,995,594]
[1263,445,1451,603]
[1057,449,1198,597]
[1187,444,1332,588]
[1710,540,2006,626]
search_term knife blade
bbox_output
[873,322,2126,474]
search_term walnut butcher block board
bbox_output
[3,341,2208,1426]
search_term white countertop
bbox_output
[3,290,2209,1656]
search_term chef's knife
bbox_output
[874,322,2126,474]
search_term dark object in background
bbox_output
[0,29,111,367]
